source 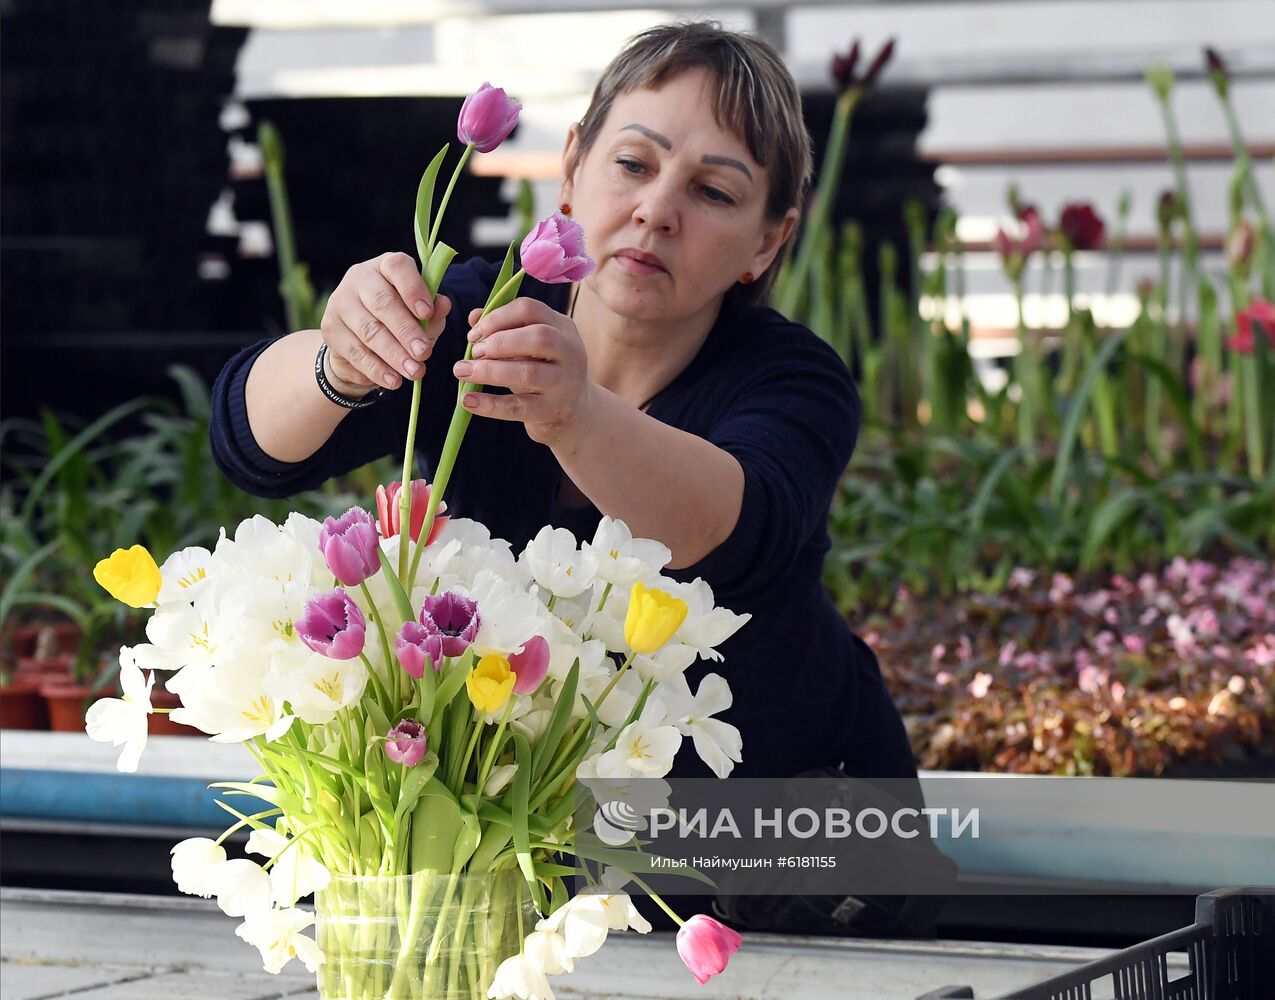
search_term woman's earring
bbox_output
[739,271,755,285]
[559,202,572,216]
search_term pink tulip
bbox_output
[420,592,480,659]
[676,914,742,985]
[1227,300,1275,354]
[519,212,596,284]
[375,479,449,545]
[295,590,366,660]
[395,621,444,678]
[509,635,549,695]
[319,507,381,587]
[384,719,427,766]
[457,83,521,153]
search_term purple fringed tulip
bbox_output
[676,914,743,985]
[384,719,427,766]
[420,592,480,658]
[519,212,596,284]
[319,507,381,587]
[457,83,521,153]
[295,590,366,660]
[395,621,444,679]
[509,634,549,695]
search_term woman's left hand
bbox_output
[454,298,595,448]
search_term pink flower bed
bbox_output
[866,557,1275,775]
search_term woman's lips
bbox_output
[614,250,667,277]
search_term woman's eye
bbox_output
[616,158,645,175]
[702,186,735,205]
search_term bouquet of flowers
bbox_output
[85,83,750,1000]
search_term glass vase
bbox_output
[315,869,537,1000]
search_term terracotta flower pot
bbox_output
[0,674,49,730]
[8,622,83,660]
[39,677,96,732]
[16,653,75,682]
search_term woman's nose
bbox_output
[632,179,679,233]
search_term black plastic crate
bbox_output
[919,888,1274,1000]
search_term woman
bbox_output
[211,21,925,933]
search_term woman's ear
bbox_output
[560,123,582,205]
[749,207,800,277]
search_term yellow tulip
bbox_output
[93,545,162,608]
[624,581,688,654]
[466,655,515,713]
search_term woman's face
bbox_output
[561,68,797,327]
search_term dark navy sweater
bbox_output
[210,257,916,782]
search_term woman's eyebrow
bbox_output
[619,124,753,180]
[620,123,671,149]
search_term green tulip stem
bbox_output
[407,267,528,590]
[476,695,517,796]
[429,144,475,252]
[625,872,685,927]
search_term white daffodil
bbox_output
[157,545,216,606]
[488,953,556,1000]
[521,928,574,975]
[680,674,743,779]
[213,858,272,918]
[582,518,671,587]
[170,837,227,897]
[168,654,294,744]
[521,525,595,599]
[264,650,366,726]
[245,826,331,908]
[234,906,325,974]
[463,570,545,658]
[644,577,751,661]
[84,647,154,772]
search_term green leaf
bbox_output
[413,145,450,269]
[531,658,578,785]
[563,835,717,888]
[1051,328,1129,507]
[425,241,457,294]
[393,752,440,825]
[510,733,535,887]
[409,776,479,873]
[967,446,1026,532]
[375,546,416,622]
[1080,489,1146,570]
[428,659,471,737]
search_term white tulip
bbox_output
[170,836,227,897]
[680,674,743,779]
[481,763,520,797]
[157,545,216,606]
[84,647,153,772]
[245,826,331,908]
[487,953,556,1000]
[264,651,366,726]
[213,858,272,918]
[521,526,595,599]
[234,906,324,974]
[462,570,545,658]
[537,892,650,961]
[521,928,574,975]
[582,518,671,586]
[168,654,294,744]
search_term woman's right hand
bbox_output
[320,252,453,392]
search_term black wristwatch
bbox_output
[314,344,387,410]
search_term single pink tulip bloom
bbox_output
[319,507,381,587]
[508,635,549,695]
[395,621,444,678]
[295,590,366,660]
[457,82,521,153]
[384,719,428,766]
[520,212,596,284]
[375,479,449,545]
[1228,300,1275,354]
[676,914,742,985]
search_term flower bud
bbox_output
[457,83,521,153]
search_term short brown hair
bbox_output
[569,21,813,307]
